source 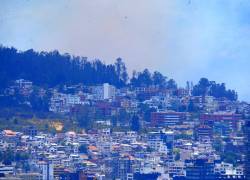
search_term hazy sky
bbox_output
[1,0,250,100]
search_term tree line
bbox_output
[192,78,237,101]
[0,46,237,100]
[0,46,128,88]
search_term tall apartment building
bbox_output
[92,83,116,100]
[103,83,116,100]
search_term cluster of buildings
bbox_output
[49,83,116,114]
[1,79,250,179]
[4,79,34,97]
[0,124,246,180]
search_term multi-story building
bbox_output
[38,161,54,180]
[0,165,14,176]
[24,126,38,137]
[49,93,84,113]
[147,132,166,153]
[113,154,134,180]
[196,125,213,140]
[214,162,244,178]
[104,83,116,100]
[92,83,116,100]
[151,111,188,126]
[200,112,241,131]
[185,159,215,180]
[15,79,33,96]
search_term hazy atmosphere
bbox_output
[1,0,250,100]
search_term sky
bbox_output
[1,0,250,101]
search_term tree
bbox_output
[130,69,153,87]
[138,103,156,122]
[23,162,30,172]
[75,105,92,129]
[118,108,130,124]
[0,46,129,89]
[139,69,152,86]
[79,144,88,154]
[221,152,239,165]
[175,151,181,161]
[0,151,3,162]
[111,115,118,127]
[152,71,167,87]
[13,118,18,125]
[167,79,177,90]
[131,115,140,132]
[192,78,237,101]
[192,78,210,96]
[15,152,29,162]
[213,138,223,152]
[2,149,14,165]
[130,70,138,87]
[115,58,128,87]
[30,89,49,112]
[187,100,196,112]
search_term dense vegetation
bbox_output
[192,78,237,101]
[0,46,237,100]
[0,46,128,88]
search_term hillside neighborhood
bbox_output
[0,78,249,180]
